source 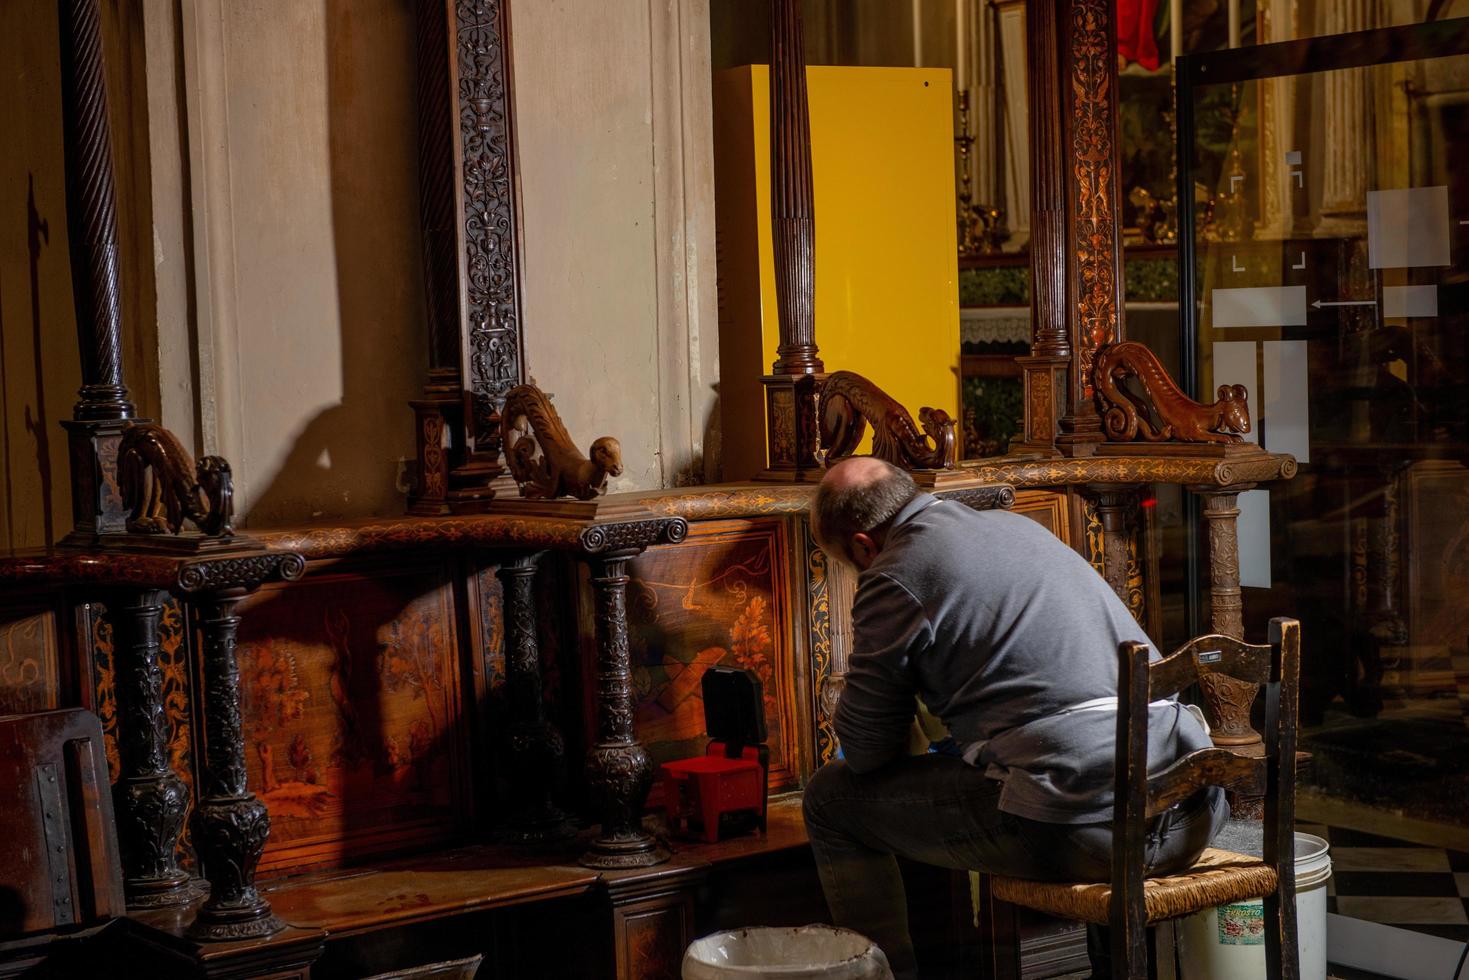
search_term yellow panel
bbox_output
[714,66,960,479]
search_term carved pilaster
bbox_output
[1057,0,1123,451]
[1192,487,1261,748]
[111,590,198,908]
[455,0,524,470]
[497,553,574,843]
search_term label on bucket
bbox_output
[1217,903,1265,945]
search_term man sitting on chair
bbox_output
[804,457,1227,979]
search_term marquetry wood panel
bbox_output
[0,601,63,714]
[234,559,471,876]
[1011,488,1074,546]
[599,518,804,798]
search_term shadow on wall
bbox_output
[241,0,427,529]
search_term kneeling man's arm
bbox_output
[834,572,933,774]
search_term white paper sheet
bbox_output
[1212,286,1309,328]
[1367,186,1451,269]
[1238,489,1272,589]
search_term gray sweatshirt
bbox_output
[833,492,1212,823]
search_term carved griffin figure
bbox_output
[501,384,623,500]
[818,371,956,470]
[1093,342,1251,444]
[117,423,235,536]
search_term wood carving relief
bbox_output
[1094,343,1250,444]
[456,0,525,457]
[804,524,837,766]
[235,563,469,875]
[502,384,623,499]
[1069,0,1123,403]
[818,371,957,470]
[118,423,234,536]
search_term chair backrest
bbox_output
[1110,619,1301,951]
[0,709,125,940]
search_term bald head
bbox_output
[811,457,918,569]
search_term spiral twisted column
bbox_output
[57,0,133,420]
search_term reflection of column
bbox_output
[995,0,1030,248]
[498,554,575,844]
[1367,462,1409,645]
[971,0,1001,211]
[1191,487,1263,747]
[1316,0,1381,235]
[1254,0,1299,240]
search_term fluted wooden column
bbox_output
[760,0,823,479]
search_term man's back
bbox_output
[836,493,1211,823]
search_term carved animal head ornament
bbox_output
[1092,342,1251,444]
[817,370,956,470]
[117,423,235,537]
[501,383,624,500]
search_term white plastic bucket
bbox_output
[1168,832,1331,980]
[682,925,893,980]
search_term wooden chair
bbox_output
[986,618,1302,979]
[0,709,125,966]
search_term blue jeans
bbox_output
[802,755,1229,979]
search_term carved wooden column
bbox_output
[408,0,469,515]
[498,553,575,843]
[1019,0,1125,455]
[1016,0,1071,454]
[407,0,526,511]
[1191,487,1261,747]
[110,590,199,909]
[578,519,686,869]
[177,553,304,941]
[760,0,823,479]
[1089,487,1137,606]
[56,0,145,542]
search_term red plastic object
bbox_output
[661,744,766,843]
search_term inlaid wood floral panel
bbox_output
[0,604,60,714]
[614,518,801,795]
[235,560,469,875]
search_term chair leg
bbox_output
[1111,915,1148,980]
[973,876,1021,980]
[1265,892,1300,980]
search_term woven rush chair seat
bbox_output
[990,847,1279,926]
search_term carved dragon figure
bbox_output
[818,371,956,470]
[501,384,623,500]
[1093,341,1251,444]
[117,423,235,536]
